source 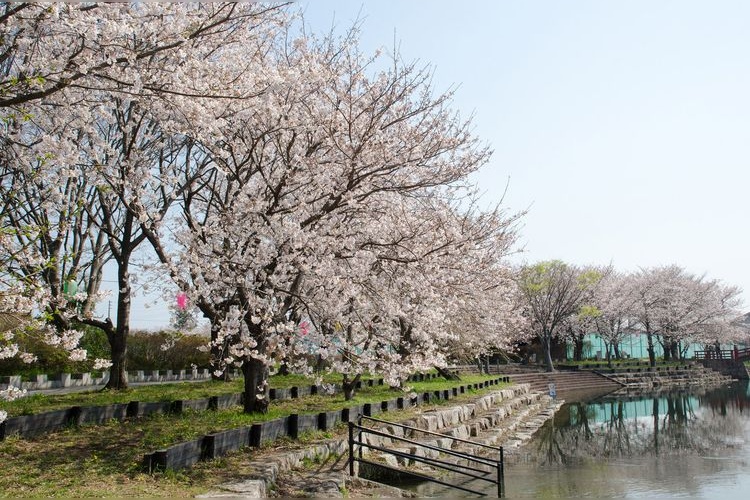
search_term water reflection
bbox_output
[531,384,748,466]
[506,382,750,499]
[700,382,750,416]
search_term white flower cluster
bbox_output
[19,352,37,364]
[0,385,27,402]
[0,344,19,360]
[93,358,113,371]
[68,349,87,362]
[44,329,84,351]
[0,2,544,404]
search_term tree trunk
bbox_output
[613,343,621,360]
[242,357,269,414]
[661,338,671,362]
[670,341,679,361]
[476,357,484,373]
[542,333,555,372]
[104,262,132,390]
[646,331,656,367]
[106,333,128,390]
[435,365,461,381]
[604,341,612,368]
[342,373,361,401]
[679,342,690,360]
[315,354,326,373]
[573,335,584,361]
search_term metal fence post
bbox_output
[498,446,505,497]
[348,421,355,476]
[357,414,363,461]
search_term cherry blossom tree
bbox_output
[517,260,602,371]
[2,3,526,411]
[630,266,744,365]
[678,277,745,355]
[0,2,287,109]
[301,193,526,399]
[138,23,520,411]
[0,89,115,392]
[588,270,638,362]
[1,2,290,389]
[0,226,106,422]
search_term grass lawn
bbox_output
[0,373,504,497]
[0,372,357,417]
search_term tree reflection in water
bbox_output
[531,383,748,466]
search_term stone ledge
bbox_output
[201,384,544,498]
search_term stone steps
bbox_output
[199,385,547,499]
[397,395,563,497]
[361,385,539,460]
[505,371,623,395]
[363,386,558,477]
[604,364,732,388]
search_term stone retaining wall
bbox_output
[0,368,225,391]
[142,378,509,473]
[607,366,733,388]
[697,359,750,380]
[199,384,541,498]
[1,368,449,392]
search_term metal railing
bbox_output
[348,414,504,497]
[695,347,750,361]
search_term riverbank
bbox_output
[243,366,739,498]
[199,383,560,498]
[492,361,734,395]
[0,374,502,498]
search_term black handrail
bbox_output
[348,414,504,497]
[356,456,492,496]
[359,438,500,481]
[352,422,498,469]
[361,414,504,453]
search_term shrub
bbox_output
[0,325,210,376]
[126,330,210,371]
[0,324,99,376]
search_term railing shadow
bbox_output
[348,414,504,497]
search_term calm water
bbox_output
[422,382,750,498]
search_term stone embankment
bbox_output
[592,363,733,389]
[200,384,560,498]
[201,364,732,498]
[496,362,734,395]
[696,359,750,380]
[501,370,623,398]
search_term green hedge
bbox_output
[126,331,210,371]
[0,326,210,376]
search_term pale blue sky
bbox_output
[122,0,750,328]
[300,0,750,301]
